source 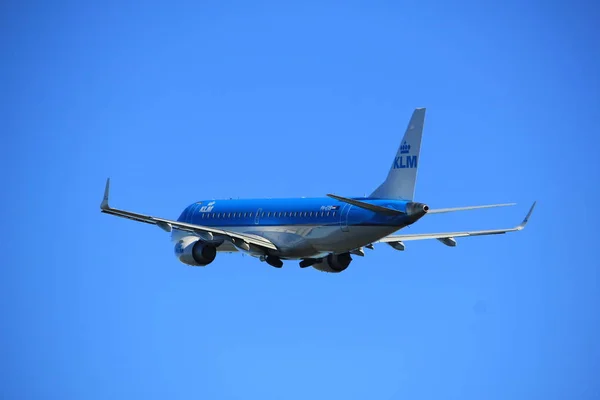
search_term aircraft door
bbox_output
[255,208,262,225]
[180,206,190,222]
[340,204,352,232]
[187,204,200,223]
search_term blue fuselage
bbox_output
[173,197,417,259]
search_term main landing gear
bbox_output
[262,255,283,268]
[260,256,318,269]
[299,258,318,268]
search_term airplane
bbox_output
[100,108,536,273]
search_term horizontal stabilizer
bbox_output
[427,203,516,214]
[326,194,404,216]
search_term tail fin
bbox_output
[369,108,426,200]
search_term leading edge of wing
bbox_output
[100,178,278,250]
[379,201,537,242]
[426,202,516,214]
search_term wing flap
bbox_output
[100,179,278,251]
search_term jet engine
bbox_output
[312,252,353,273]
[174,236,217,266]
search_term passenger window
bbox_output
[261,212,265,217]
[227,213,231,218]
[283,212,287,217]
[332,211,336,217]
[309,212,313,217]
[326,211,330,217]
[267,212,271,217]
[244,212,247,217]
[249,212,253,217]
[278,212,282,217]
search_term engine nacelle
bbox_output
[312,252,352,273]
[174,236,217,267]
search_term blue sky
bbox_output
[1,1,599,399]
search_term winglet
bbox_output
[517,201,536,230]
[101,178,111,210]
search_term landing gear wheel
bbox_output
[266,256,283,268]
[299,258,318,268]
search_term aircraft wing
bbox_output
[99,179,278,251]
[378,201,536,248]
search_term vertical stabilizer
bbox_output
[369,108,426,200]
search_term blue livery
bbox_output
[100,108,535,273]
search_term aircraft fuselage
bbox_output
[173,197,417,259]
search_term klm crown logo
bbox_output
[199,201,216,213]
[400,141,411,154]
[393,141,417,169]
